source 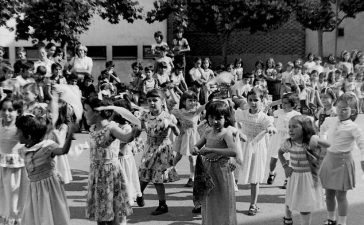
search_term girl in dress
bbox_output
[16,114,76,225]
[338,50,354,74]
[0,98,28,225]
[267,93,301,187]
[84,97,134,225]
[138,89,180,215]
[316,88,337,129]
[192,100,240,225]
[235,89,276,215]
[172,91,205,188]
[22,83,47,115]
[319,93,364,225]
[233,58,244,81]
[278,115,327,225]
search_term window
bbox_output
[15,46,39,61]
[338,28,344,37]
[86,46,107,59]
[143,45,156,59]
[112,46,138,59]
[1,47,9,60]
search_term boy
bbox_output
[172,28,190,74]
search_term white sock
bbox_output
[327,211,336,221]
[337,216,347,225]
[189,173,194,180]
[270,171,275,175]
[300,213,311,225]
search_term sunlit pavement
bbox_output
[67,115,364,225]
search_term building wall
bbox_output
[305,12,364,57]
[0,0,167,83]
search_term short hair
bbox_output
[51,63,62,71]
[146,89,163,99]
[67,73,78,82]
[246,89,264,101]
[23,83,40,97]
[154,31,164,40]
[36,66,47,76]
[45,43,56,50]
[282,92,297,107]
[144,66,153,73]
[320,87,336,101]
[15,115,49,143]
[84,96,114,119]
[105,61,115,68]
[337,93,359,121]
[21,62,34,71]
[131,62,142,70]
[54,47,64,57]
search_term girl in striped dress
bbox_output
[278,115,328,225]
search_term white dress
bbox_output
[118,124,142,203]
[270,109,301,158]
[235,109,274,184]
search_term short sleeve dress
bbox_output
[139,111,179,183]
[86,122,132,222]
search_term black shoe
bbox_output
[323,219,337,225]
[192,206,201,214]
[151,204,168,215]
[184,178,194,187]
[136,196,145,207]
[247,204,259,216]
[267,172,276,185]
[283,217,293,225]
[281,179,287,189]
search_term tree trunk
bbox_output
[317,29,324,57]
[221,32,231,65]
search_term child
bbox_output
[84,97,134,225]
[80,74,96,100]
[278,115,327,225]
[172,91,205,188]
[192,100,239,225]
[138,89,180,215]
[155,46,174,75]
[355,73,364,113]
[0,98,28,225]
[281,62,294,97]
[201,58,215,103]
[170,64,188,96]
[354,54,364,74]
[233,58,244,81]
[51,63,67,85]
[319,93,364,225]
[16,114,76,225]
[129,62,144,105]
[154,61,170,88]
[267,93,301,187]
[22,83,48,115]
[142,66,158,97]
[151,31,168,57]
[338,50,354,74]
[172,28,190,72]
[344,73,356,94]
[235,89,276,215]
[316,88,337,128]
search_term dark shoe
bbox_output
[283,217,293,225]
[192,206,201,214]
[323,219,337,225]
[247,204,259,216]
[136,196,145,207]
[281,179,287,189]
[151,204,168,215]
[184,178,194,187]
[267,172,276,185]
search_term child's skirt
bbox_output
[54,155,73,184]
[319,151,355,191]
[119,155,142,203]
[286,171,324,212]
[174,128,199,156]
[0,167,28,225]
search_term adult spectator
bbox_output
[68,44,93,80]
[13,47,30,76]
[34,43,54,76]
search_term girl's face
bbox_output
[154,36,162,43]
[202,60,210,69]
[343,53,350,61]
[77,49,86,58]
[52,67,62,76]
[1,101,17,125]
[132,67,139,74]
[247,94,261,113]
[236,63,242,68]
[23,90,37,103]
[276,64,282,71]
[335,73,342,81]
[208,114,225,131]
[5,71,13,80]
[227,65,234,72]
[185,98,198,110]
[347,75,355,82]
[267,59,274,68]
[47,47,56,57]
[84,104,98,125]
[176,31,183,39]
[336,101,352,121]
[311,73,319,82]
[147,97,162,113]
[195,60,202,68]
[320,94,333,108]
[145,70,153,78]
[288,119,303,142]
[356,75,363,82]
[39,48,47,60]
[281,98,293,112]
[308,54,314,61]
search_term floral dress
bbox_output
[139,111,179,183]
[86,122,132,221]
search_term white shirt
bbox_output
[70,56,93,74]
[321,117,364,158]
[34,58,54,76]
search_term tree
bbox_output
[5,0,143,49]
[293,0,364,57]
[146,0,294,64]
[0,0,24,29]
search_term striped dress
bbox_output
[280,140,324,212]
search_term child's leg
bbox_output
[140,181,149,193]
[299,212,311,225]
[336,190,348,225]
[269,157,278,173]
[188,155,195,180]
[325,189,337,221]
[285,205,292,219]
[173,152,183,166]
[250,183,259,205]
[154,183,166,202]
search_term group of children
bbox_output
[1,35,364,225]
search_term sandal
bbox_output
[323,219,337,225]
[283,217,293,225]
[247,204,259,216]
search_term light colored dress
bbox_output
[171,108,200,156]
[21,140,70,225]
[202,128,237,225]
[235,109,274,184]
[86,122,132,221]
[118,124,142,202]
[139,111,179,183]
[281,140,324,212]
[0,123,28,225]
[270,109,301,158]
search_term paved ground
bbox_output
[66,115,364,225]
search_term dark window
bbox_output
[112,46,138,59]
[338,28,344,37]
[86,46,107,59]
[1,47,9,60]
[15,46,39,61]
[143,45,156,59]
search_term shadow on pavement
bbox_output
[69,206,87,219]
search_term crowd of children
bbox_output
[0,29,364,225]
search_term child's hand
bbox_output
[266,127,277,135]
[191,146,199,155]
[199,147,210,155]
[284,166,293,178]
